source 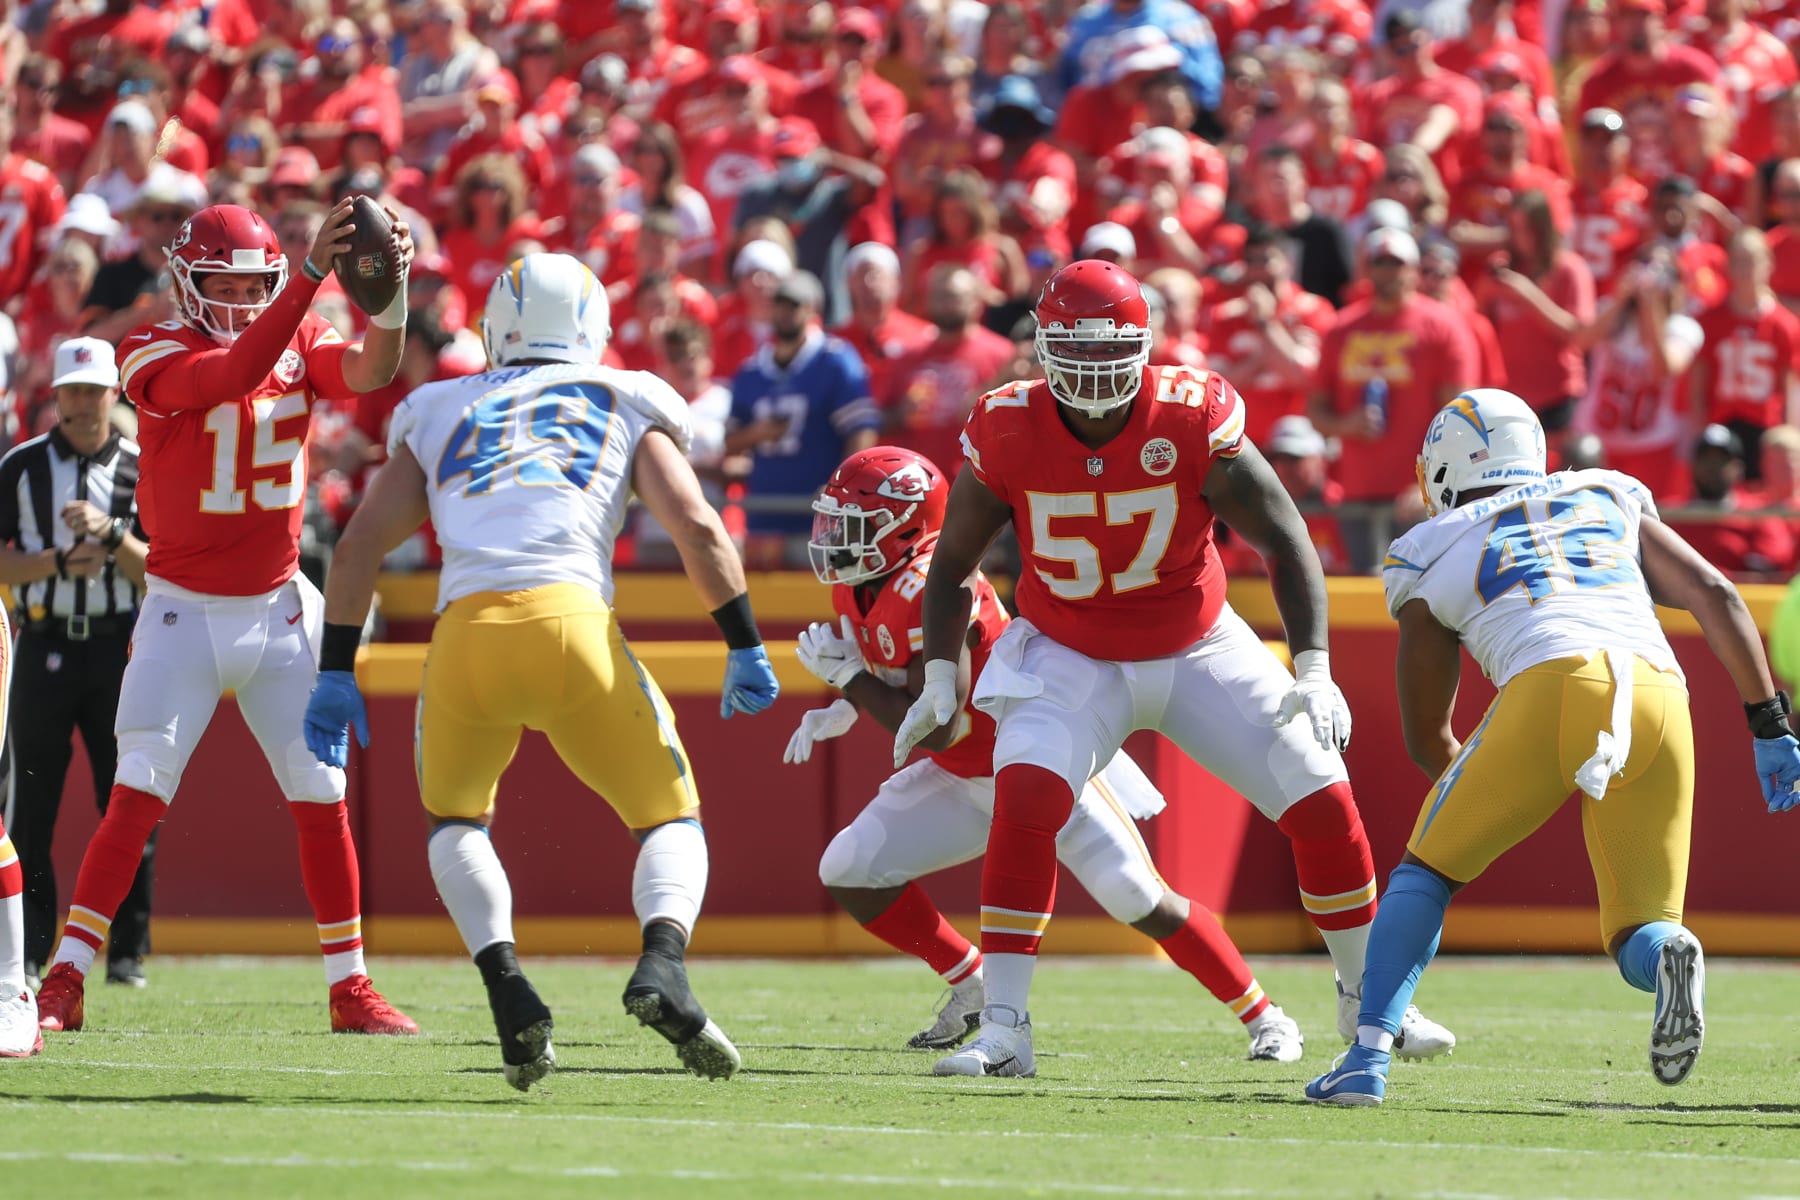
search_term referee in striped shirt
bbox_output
[0,338,154,987]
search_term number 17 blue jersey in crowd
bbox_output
[729,330,881,535]
[1381,469,1683,688]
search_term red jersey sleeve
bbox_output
[120,275,326,413]
[1200,370,1248,459]
[960,379,1035,503]
[300,315,357,402]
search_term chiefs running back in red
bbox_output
[334,195,401,316]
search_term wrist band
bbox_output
[102,518,126,550]
[301,257,327,283]
[368,283,408,330]
[320,622,362,673]
[710,593,762,650]
[1747,690,1793,739]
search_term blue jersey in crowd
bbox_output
[729,330,882,535]
[1058,0,1222,110]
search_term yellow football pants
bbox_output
[416,584,699,829]
[1407,653,1693,948]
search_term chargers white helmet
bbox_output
[481,252,611,368]
[1417,388,1547,515]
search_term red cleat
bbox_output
[329,974,419,1035]
[35,963,85,1032]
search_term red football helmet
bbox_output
[1034,258,1152,417]
[809,446,948,586]
[168,204,288,344]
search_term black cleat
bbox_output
[487,971,555,1092]
[105,958,147,988]
[622,951,741,1080]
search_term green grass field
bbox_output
[5,955,1799,1199]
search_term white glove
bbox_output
[796,614,866,689]
[783,698,859,764]
[894,658,960,768]
[1274,649,1353,752]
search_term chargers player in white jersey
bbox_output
[1307,389,1800,1106]
[303,253,781,1090]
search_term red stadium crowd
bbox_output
[3,0,1800,577]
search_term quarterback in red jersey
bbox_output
[33,200,418,1038]
[792,447,1306,1062]
[895,261,1455,1077]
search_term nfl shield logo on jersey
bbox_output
[1086,457,1104,476]
[163,611,178,626]
[1140,438,1177,476]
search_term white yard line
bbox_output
[6,1099,1800,1167]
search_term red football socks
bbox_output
[289,801,367,984]
[54,786,166,972]
[862,881,980,983]
[1157,906,1270,1024]
[1278,783,1378,932]
[979,764,1075,956]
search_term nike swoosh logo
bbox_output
[982,1057,1016,1075]
[127,332,154,341]
[286,612,304,625]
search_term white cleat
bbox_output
[932,1003,1035,1077]
[0,988,43,1058]
[907,973,985,1050]
[1246,1005,1304,1063]
[1336,979,1455,1060]
[1649,931,1705,1086]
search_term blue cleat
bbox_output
[1305,1043,1391,1106]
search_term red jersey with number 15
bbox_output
[831,535,1009,780]
[120,315,359,596]
[960,364,1245,662]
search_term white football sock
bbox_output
[1320,924,1371,992]
[981,952,1036,1015]
[632,820,709,937]
[0,891,22,991]
[428,823,515,958]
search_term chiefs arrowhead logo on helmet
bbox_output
[809,447,949,586]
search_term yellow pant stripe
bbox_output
[1300,881,1378,915]
[1227,983,1266,1017]
[67,906,110,940]
[318,918,362,943]
[979,907,1052,934]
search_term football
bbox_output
[333,194,402,316]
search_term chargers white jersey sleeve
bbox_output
[1381,468,1682,688]
[389,362,694,610]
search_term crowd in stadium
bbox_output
[5,0,1800,578]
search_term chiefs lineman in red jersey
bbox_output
[792,448,1306,1064]
[34,200,419,1037]
[896,261,1455,1076]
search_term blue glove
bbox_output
[304,670,370,769]
[721,645,779,719]
[1754,734,1800,813]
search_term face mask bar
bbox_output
[173,260,287,344]
[1035,324,1151,416]
[808,499,896,586]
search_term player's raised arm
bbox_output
[128,202,358,412]
[894,468,1010,766]
[631,427,778,719]
[335,204,415,394]
[1639,517,1800,811]
[1202,440,1351,751]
